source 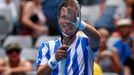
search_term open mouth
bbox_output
[61,32,70,37]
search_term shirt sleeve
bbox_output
[36,42,50,65]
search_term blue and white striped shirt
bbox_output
[36,33,97,75]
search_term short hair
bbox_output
[5,43,21,54]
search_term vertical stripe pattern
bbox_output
[36,34,96,75]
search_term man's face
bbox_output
[58,7,77,37]
[7,49,20,62]
[118,26,131,38]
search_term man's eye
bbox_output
[61,16,67,19]
[60,25,65,28]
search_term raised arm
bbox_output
[82,22,101,50]
[63,6,101,51]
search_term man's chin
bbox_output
[62,32,69,37]
[62,32,74,38]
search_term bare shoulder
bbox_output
[25,1,34,8]
[23,1,35,14]
[21,58,32,65]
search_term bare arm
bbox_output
[37,64,52,75]
[0,67,5,72]
[22,2,47,34]
[22,2,39,30]
[11,61,32,73]
[60,6,101,49]
[0,59,6,72]
[124,66,131,75]
[111,48,121,74]
[83,24,101,50]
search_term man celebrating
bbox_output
[36,0,101,75]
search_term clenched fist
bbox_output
[55,45,69,61]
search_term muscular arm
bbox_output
[37,64,52,75]
[83,24,101,50]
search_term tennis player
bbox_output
[36,0,101,75]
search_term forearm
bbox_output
[83,24,101,39]
[74,18,101,42]
[111,50,121,73]
[0,66,6,72]
[37,52,59,75]
[83,24,101,49]
[111,58,121,73]
[22,17,39,30]
[124,66,131,75]
[11,66,32,73]
[37,64,52,75]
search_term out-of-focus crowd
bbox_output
[0,0,60,45]
[94,0,134,75]
[0,0,133,75]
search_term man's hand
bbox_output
[55,45,69,61]
[60,5,77,23]
[66,6,77,23]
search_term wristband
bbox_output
[48,54,58,69]
[74,18,87,30]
